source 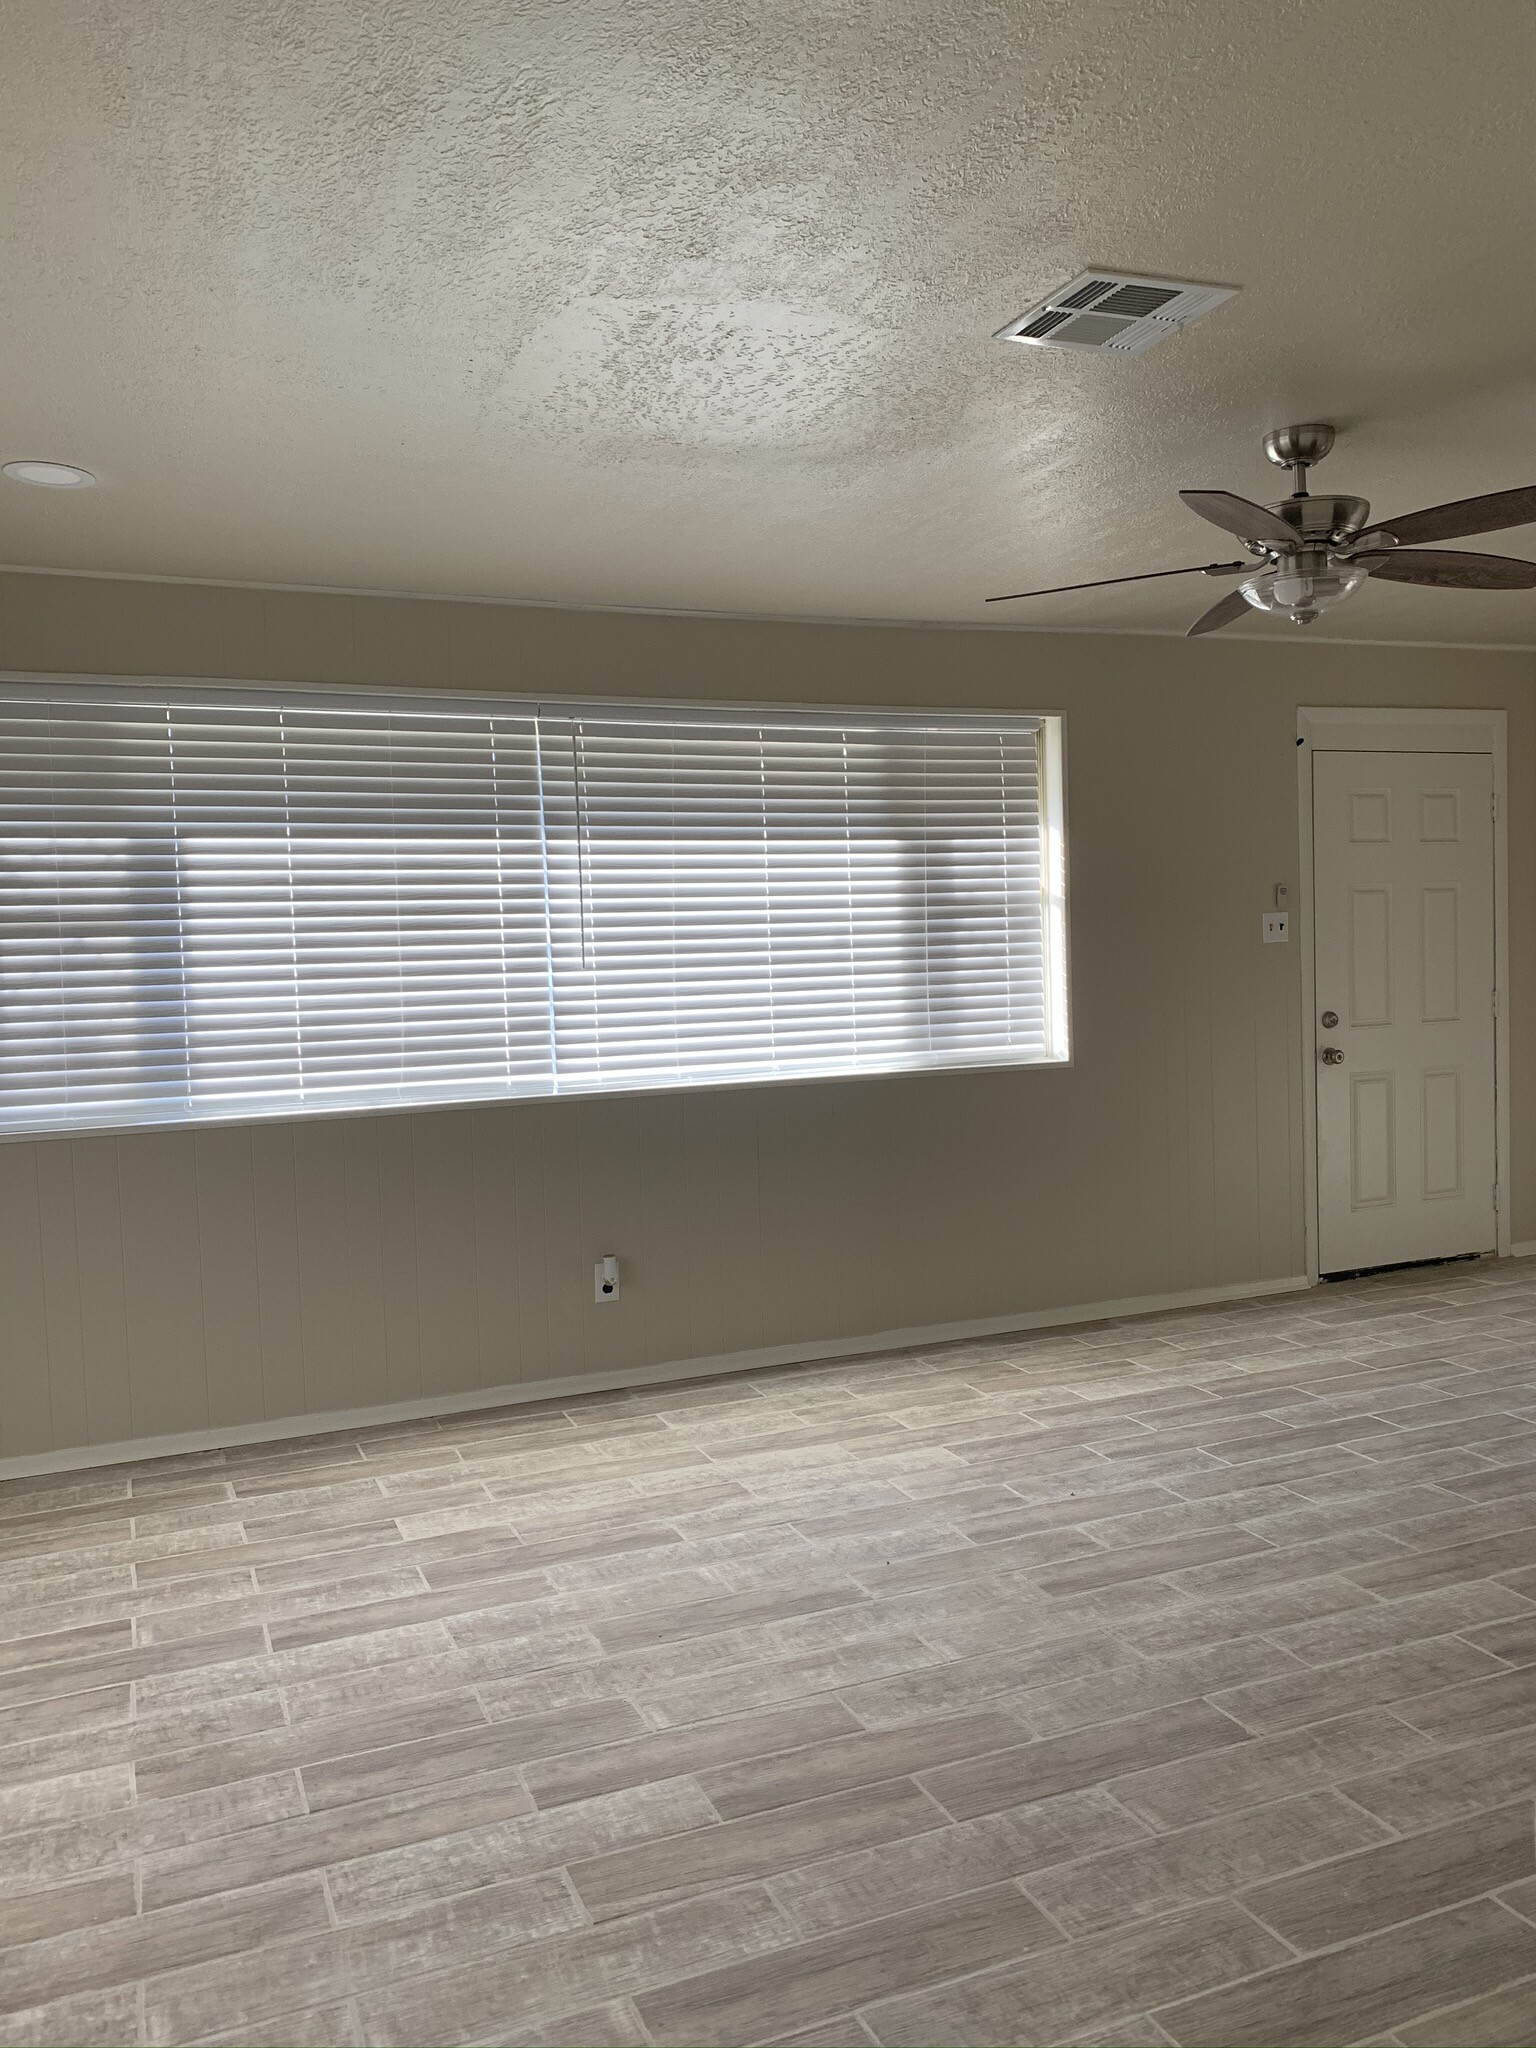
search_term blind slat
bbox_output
[0,683,1067,1135]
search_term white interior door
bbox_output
[1312,748,1497,1275]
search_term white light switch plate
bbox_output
[1262,912,1289,944]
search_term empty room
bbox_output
[4,3,1536,2043]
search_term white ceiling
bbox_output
[3,0,1535,642]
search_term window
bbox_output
[0,679,1068,1136]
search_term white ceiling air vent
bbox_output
[995,272,1238,355]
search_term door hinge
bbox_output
[1495,1182,1502,1214]
[1492,791,1498,824]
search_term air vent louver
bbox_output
[995,271,1238,356]
[1093,282,1180,317]
[1057,278,1117,310]
[1018,308,1072,340]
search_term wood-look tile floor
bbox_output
[5,1265,1536,2045]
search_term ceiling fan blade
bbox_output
[1179,490,1298,548]
[986,560,1246,604]
[1369,484,1536,548]
[1186,585,1254,637]
[1352,548,1536,591]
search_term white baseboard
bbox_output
[0,1272,1312,1481]
[1509,1242,1536,1260]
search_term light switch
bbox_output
[1262,912,1289,944]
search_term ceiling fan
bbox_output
[988,425,1536,635]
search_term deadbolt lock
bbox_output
[1320,1010,1339,1029]
[1320,1045,1344,1065]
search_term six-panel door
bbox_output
[1312,749,1497,1274]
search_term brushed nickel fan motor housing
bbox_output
[1258,424,1371,545]
[1265,493,1373,544]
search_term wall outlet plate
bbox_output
[1263,912,1290,944]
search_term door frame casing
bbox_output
[1296,706,1510,1282]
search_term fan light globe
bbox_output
[1241,550,1370,625]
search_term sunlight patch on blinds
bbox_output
[0,681,1068,1135]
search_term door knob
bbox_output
[1320,1045,1344,1065]
[1320,1010,1338,1029]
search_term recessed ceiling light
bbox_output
[3,460,97,489]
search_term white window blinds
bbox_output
[0,680,1068,1136]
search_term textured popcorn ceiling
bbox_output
[2,0,1534,640]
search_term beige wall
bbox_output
[2,568,1533,1460]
